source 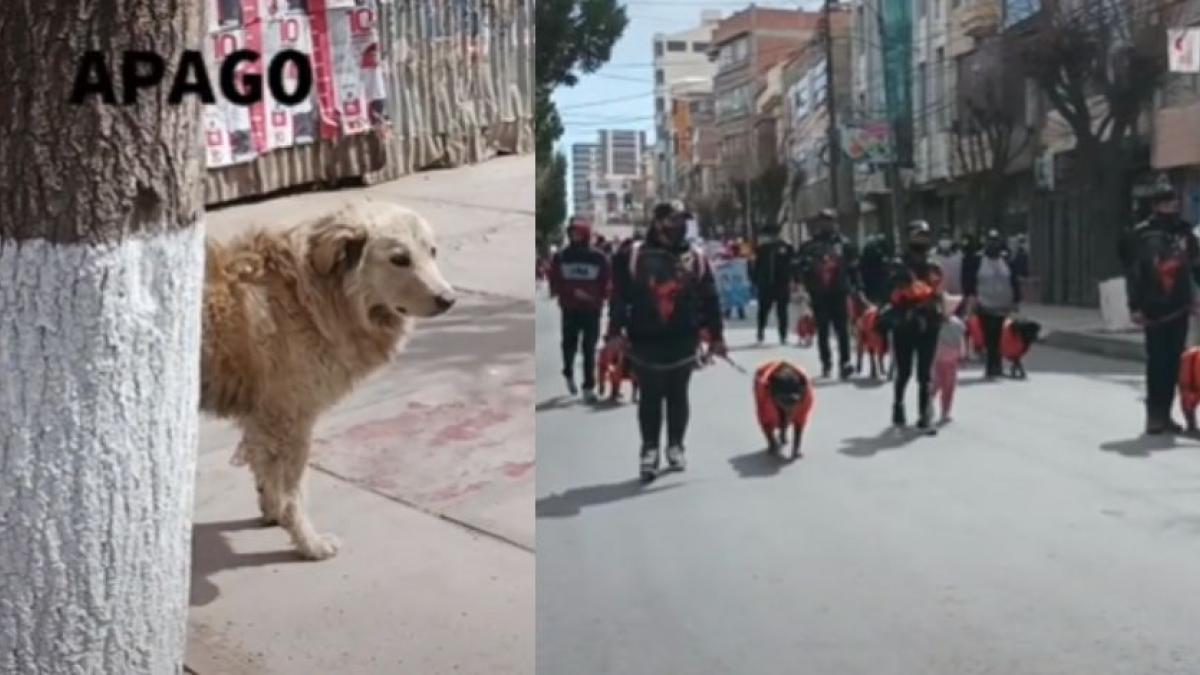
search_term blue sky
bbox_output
[552,0,818,199]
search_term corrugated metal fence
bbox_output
[204,0,532,205]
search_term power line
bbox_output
[558,91,655,110]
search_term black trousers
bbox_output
[632,341,696,449]
[1145,313,1189,422]
[756,288,790,341]
[561,308,601,390]
[979,311,1006,376]
[814,296,851,371]
[892,323,938,416]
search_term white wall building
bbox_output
[653,11,722,200]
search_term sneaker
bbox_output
[1165,419,1185,434]
[564,376,578,396]
[666,445,687,471]
[892,404,906,427]
[839,363,854,380]
[640,447,660,480]
[582,389,598,404]
[917,414,938,435]
[939,412,951,425]
[822,365,832,379]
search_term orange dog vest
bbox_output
[1000,319,1030,361]
[753,361,815,430]
[1179,347,1200,414]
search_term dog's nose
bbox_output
[435,295,456,313]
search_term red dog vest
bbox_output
[1179,347,1200,413]
[753,361,815,430]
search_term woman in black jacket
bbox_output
[962,230,1022,379]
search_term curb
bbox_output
[1042,330,1144,363]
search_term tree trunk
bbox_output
[0,2,205,673]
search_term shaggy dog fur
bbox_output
[201,201,455,560]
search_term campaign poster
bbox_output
[203,20,258,168]
[260,0,318,149]
[326,0,388,135]
[714,259,753,312]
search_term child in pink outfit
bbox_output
[932,296,966,423]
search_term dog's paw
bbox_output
[298,534,341,561]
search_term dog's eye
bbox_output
[390,253,412,267]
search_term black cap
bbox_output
[1151,185,1178,203]
[653,203,676,221]
[908,220,931,235]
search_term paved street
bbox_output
[536,295,1200,675]
[186,156,533,674]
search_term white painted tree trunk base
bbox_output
[0,225,204,674]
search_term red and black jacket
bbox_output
[549,243,610,312]
[607,237,724,346]
[1119,216,1200,321]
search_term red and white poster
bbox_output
[325,1,388,135]
[204,16,257,168]
[260,0,318,149]
[1169,28,1200,74]
[204,0,387,168]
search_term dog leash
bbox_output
[718,354,750,376]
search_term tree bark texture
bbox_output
[0,1,206,673]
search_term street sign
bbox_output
[1169,28,1200,73]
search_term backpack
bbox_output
[625,242,710,338]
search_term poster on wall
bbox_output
[203,0,388,169]
[261,0,319,149]
[326,0,389,135]
[204,13,258,168]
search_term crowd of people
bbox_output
[541,185,1200,479]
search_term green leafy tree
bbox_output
[535,0,628,164]
[537,151,569,252]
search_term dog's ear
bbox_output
[309,222,369,276]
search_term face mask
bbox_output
[938,239,952,250]
[909,240,930,254]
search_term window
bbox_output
[693,42,710,53]
[656,97,665,113]
[917,63,927,134]
[667,41,687,52]
[654,41,664,57]
[935,48,945,129]
[655,69,664,85]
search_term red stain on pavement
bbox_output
[429,407,512,446]
[502,461,534,478]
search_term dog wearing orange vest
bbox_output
[1178,347,1200,432]
[596,343,638,402]
[753,360,815,459]
[1000,317,1042,379]
[965,313,985,361]
[854,303,891,379]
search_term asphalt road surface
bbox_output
[536,294,1200,675]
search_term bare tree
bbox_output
[1020,0,1167,267]
[953,43,1036,234]
[0,2,205,672]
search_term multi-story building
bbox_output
[653,11,722,200]
[668,79,716,205]
[781,8,852,234]
[587,129,649,230]
[570,143,599,218]
[709,6,823,233]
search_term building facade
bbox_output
[653,11,722,201]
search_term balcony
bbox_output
[958,2,1001,39]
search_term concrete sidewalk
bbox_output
[186,156,534,674]
[1020,303,1145,362]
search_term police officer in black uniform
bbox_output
[607,204,726,480]
[1120,186,1200,434]
[752,224,796,345]
[795,208,861,379]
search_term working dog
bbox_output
[1000,317,1041,379]
[753,360,814,459]
[795,313,816,348]
[596,343,638,402]
[965,313,986,361]
[854,302,891,379]
[201,201,456,560]
[1178,347,1200,432]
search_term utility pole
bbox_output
[875,0,904,249]
[824,0,842,222]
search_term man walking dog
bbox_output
[549,216,610,402]
[607,203,726,480]
[752,224,796,344]
[1120,185,1200,434]
[796,208,861,379]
